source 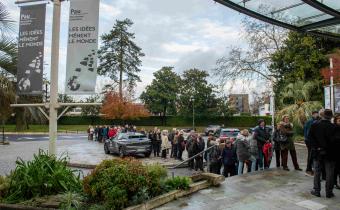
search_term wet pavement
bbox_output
[157,169,340,210]
[0,137,188,176]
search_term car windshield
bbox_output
[128,135,146,139]
[220,131,239,137]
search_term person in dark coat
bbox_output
[333,114,340,190]
[304,111,319,175]
[253,119,271,170]
[272,123,283,168]
[208,140,221,174]
[309,109,336,198]
[177,131,185,161]
[280,116,302,171]
[98,126,103,142]
[236,130,251,175]
[168,128,176,158]
[221,140,237,177]
[194,135,205,171]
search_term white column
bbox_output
[49,0,61,155]
[330,58,334,113]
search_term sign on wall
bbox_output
[65,0,100,94]
[17,4,46,95]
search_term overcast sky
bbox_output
[4,0,263,98]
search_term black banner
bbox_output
[17,4,46,95]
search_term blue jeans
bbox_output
[238,161,244,175]
[257,147,264,170]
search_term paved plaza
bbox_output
[158,169,340,210]
[0,135,186,176]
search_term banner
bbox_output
[334,86,340,113]
[17,4,46,95]
[324,86,331,110]
[65,0,100,94]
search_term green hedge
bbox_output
[57,116,271,127]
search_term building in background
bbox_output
[229,94,250,114]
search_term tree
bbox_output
[81,95,101,116]
[58,94,75,116]
[276,81,322,129]
[140,67,180,120]
[270,32,340,108]
[213,15,287,84]
[98,18,144,98]
[0,75,14,124]
[101,91,149,120]
[178,69,218,116]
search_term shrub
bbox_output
[0,176,10,200]
[4,150,82,203]
[164,176,191,191]
[82,158,168,209]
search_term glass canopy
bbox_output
[215,0,340,40]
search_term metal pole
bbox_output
[49,0,61,155]
[193,98,195,130]
[330,58,334,113]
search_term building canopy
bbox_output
[215,0,340,40]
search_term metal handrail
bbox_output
[170,144,218,169]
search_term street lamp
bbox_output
[190,96,195,131]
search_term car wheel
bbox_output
[104,144,110,154]
[144,152,151,158]
[119,148,125,158]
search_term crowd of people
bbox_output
[85,110,340,198]
[304,109,340,198]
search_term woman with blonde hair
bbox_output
[280,115,302,171]
[161,130,171,158]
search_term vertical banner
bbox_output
[65,0,100,94]
[17,4,46,95]
[324,86,331,109]
[334,86,340,113]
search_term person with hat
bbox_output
[208,140,222,174]
[309,109,336,198]
[304,111,320,175]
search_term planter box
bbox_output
[0,173,224,210]
[125,173,224,210]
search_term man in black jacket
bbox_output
[309,109,336,198]
[254,119,271,170]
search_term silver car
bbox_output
[104,132,152,158]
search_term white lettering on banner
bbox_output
[65,0,100,94]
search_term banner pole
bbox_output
[49,0,61,155]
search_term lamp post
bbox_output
[190,97,195,131]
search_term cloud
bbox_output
[162,42,210,54]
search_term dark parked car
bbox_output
[204,125,221,136]
[215,128,240,142]
[104,132,152,158]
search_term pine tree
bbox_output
[98,18,144,98]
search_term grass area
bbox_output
[3,125,89,133]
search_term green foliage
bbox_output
[98,18,144,95]
[178,69,219,116]
[164,176,191,191]
[0,175,10,200]
[81,95,101,117]
[140,67,181,116]
[82,159,168,209]
[4,150,82,203]
[59,192,84,210]
[57,115,271,127]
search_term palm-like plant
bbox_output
[277,80,322,127]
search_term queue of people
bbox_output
[305,109,340,198]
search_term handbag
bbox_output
[278,134,287,143]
